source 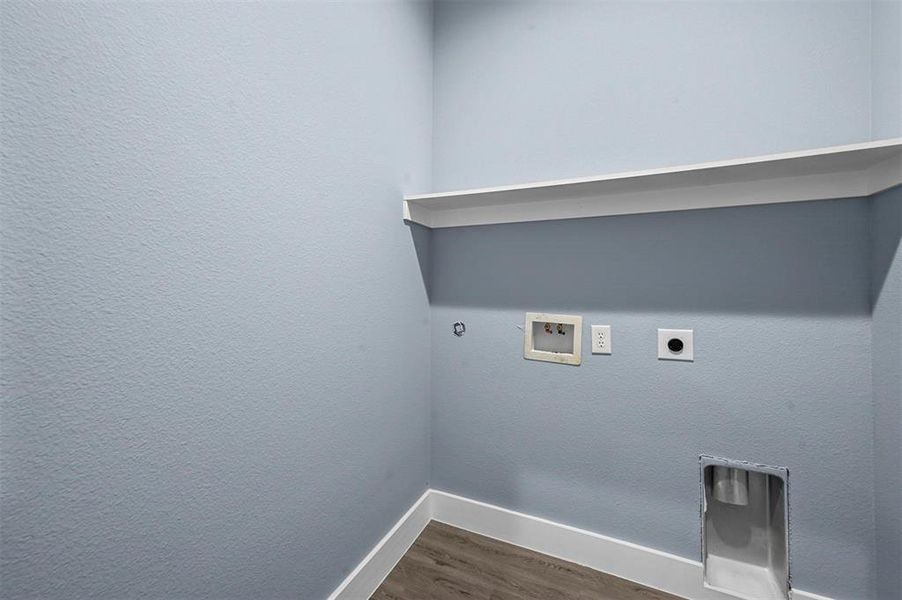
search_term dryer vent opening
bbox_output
[701,457,789,600]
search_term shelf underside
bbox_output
[404,139,902,228]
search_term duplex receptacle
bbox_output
[591,325,611,354]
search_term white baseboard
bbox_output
[430,490,832,600]
[327,488,834,600]
[326,489,432,600]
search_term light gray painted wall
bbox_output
[429,201,875,599]
[0,2,432,598]
[2,1,900,599]
[432,0,872,191]
[871,186,902,600]
[430,1,883,597]
[872,0,902,138]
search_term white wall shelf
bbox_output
[403,139,902,228]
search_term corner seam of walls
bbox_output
[427,0,437,488]
[870,195,879,312]
[868,194,879,600]
[867,196,877,563]
[869,0,874,140]
[429,0,438,194]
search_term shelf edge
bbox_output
[403,139,902,229]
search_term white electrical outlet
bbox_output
[591,325,612,354]
[658,329,693,361]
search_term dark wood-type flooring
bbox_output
[371,521,687,600]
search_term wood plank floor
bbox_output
[371,521,686,600]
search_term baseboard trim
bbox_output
[430,490,832,600]
[326,489,432,600]
[431,489,719,599]
[327,488,834,600]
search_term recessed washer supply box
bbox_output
[524,312,582,366]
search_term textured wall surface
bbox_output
[0,2,432,598]
[429,200,875,599]
[871,186,902,600]
[432,0,872,190]
[430,2,881,597]
[872,0,902,138]
[3,1,900,599]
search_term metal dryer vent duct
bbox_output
[712,465,750,506]
[700,456,790,600]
